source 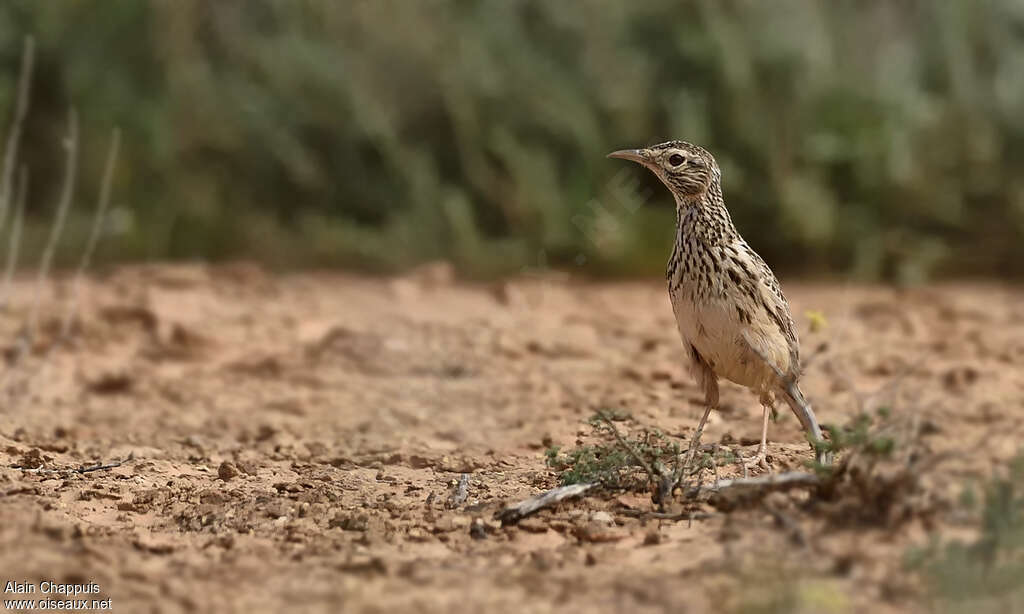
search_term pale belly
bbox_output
[670,292,790,391]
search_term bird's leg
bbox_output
[682,370,718,474]
[742,405,771,471]
[683,404,713,472]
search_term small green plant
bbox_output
[907,454,1024,612]
[545,442,634,487]
[545,420,682,489]
[806,409,897,476]
[545,412,755,491]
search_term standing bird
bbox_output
[608,141,830,469]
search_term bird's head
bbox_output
[607,140,720,203]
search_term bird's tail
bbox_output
[781,382,832,465]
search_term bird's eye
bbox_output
[668,154,685,167]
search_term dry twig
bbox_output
[495,482,598,525]
[27,108,78,343]
[617,508,718,522]
[0,165,27,311]
[0,35,34,237]
[58,128,121,341]
[711,471,821,491]
[595,409,661,482]
[447,473,470,508]
[13,460,124,475]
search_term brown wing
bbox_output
[748,250,801,378]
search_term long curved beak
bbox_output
[606,149,649,165]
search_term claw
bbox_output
[742,450,771,473]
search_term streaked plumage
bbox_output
[609,141,829,468]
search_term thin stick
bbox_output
[0,36,34,237]
[0,165,27,310]
[735,444,749,479]
[14,460,123,475]
[617,509,717,522]
[447,473,470,508]
[59,127,120,341]
[27,107,78,343]
[495,482,598,525]
[596,409,661,481]
[711,471,820,491]
[78,460,123,473]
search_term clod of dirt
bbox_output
[337,556,387,576]
[182,435,206,452]
[516,518,550,533]
[84,370,134,395]
[408,455,432,469]
[530,550,558,571]
[408,261,455,288]
[439,455,479,473]
[614,494,649,510]
[166,323,211,357]
[643,530,662,546]
[330,511,369,532]
[523,327,597,359]
[470,517,488,540]
[17,448,48,469]
[218,461,240,481]
[621,366,644,381]
[432,516,469,534]
[99,305,158,332]
[148,264,211,289]
[236,460,260,476]
[225,355,283,377]
[574,521,626,543]
[943,365,979,393]
[255,424,278,442]
[133,534,176,555]
[488,281,525,306]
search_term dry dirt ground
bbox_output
[1,264,1022,613]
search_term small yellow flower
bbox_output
[805,310,828,333]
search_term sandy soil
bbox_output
[1,263,1022,613]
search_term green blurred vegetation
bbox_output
[907,454,1024,612]
[1,1,1024,279]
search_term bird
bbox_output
[608,141,830,470]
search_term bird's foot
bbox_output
[741,448,771,473]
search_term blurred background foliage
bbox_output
[1,0,1023,281]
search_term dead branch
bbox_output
[595,409,661,482]
[13,459,124,475]
[0,35,34,237]
[78,460,124,473]
[0,165,27,311]
[617,508,718,522]
[495,482,598,525]
[58,127,121,341]
[711,471,821,491]
[27,107,79,343]
[447,473,470,508]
